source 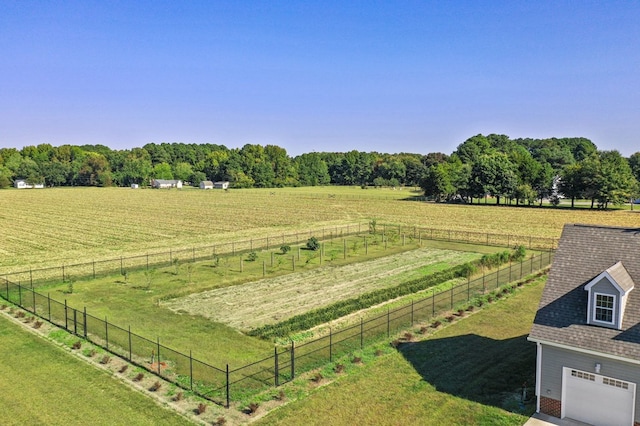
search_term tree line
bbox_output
[1,135,638,208]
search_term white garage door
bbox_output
[562,367,635,426]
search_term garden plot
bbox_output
[163,247,479,331]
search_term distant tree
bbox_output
[152,162,173,180]
[295,153,330,186]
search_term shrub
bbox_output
[173,391,184,402]
[0,304,6,310]
[196,403,207,415]
[246,251,258,262]
[419,326,428,334]
[118,365,128,374]
[306,236,320,251]
[511,245,526,262]
[15,311,25,318]
[72,341,82,350]
[280,245,291,254]
[275,390,286,401]
[311,372,323,382]
[334,363,345,374]
[391,339,401,348]
[247,402,259,414]
[445,315,455,322]
[375,349,383,357]
[214,417,227,426]
[431,320,441,328]
[149,381,161,392]
[403,332,413,341]
[457,309,465,316]
[100,355,110,365]
[133,373,144,382]
[33,320,43,329]
[352,356,362,364]
[466,305,474,312]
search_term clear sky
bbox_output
[1,1,638,157]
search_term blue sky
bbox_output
[1,1,639,157]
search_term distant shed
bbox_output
[200,181,214,189]
[214,181,230,190]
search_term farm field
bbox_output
[164,247,480,330]
[2,186,640,271]
[255,275,546,426]
[0,313,192,426]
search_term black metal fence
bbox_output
[1,250,553,406]
[1,223,557,286]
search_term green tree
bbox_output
[152,162,173,180]
[295,153,330,186]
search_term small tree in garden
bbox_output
[306,236,320,251]
[144,268,156,290]
[280,244,291,254]
[247,251,258,261]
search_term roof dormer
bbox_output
[585,261,634,330]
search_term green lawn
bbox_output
[255,276,545,426]
[0,315,193,426]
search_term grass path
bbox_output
[0,314,193,426]
[255,276,545,426]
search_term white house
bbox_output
[529,224,640,426]
[151,179,183,189]
[14,179,44,189]
[213,181,230,190]
[131,184,139,189]
[199,181,214,189]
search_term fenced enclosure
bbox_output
[1,222,557,286]
[1,249,553,406]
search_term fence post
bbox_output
[32,288,36,314]
[360,317,364,349]
[105,316,109,350]
[410,300,414,325]
[65,299,68,330]
[73,309,77,335]
[62,264,65,282]
[120,256,123,275]
[93,261,96,279]
[30,269,33,287]
[292,256,295,272]
[189,350,193,390]
[274,347,279,387]
[343,239,346,259]
[450,283,453,309]
[226,364,230,408]
[48,293,51,322]
[467,275,470,301]
[291,340,295,379]
[387,308,390,337]
[128,325,132,361]
[83,307,87,338]
[18,284,22,306]
[5,278,8,300]
[329,328,333,362]
[432,289,435,316]
[263,261,266,277]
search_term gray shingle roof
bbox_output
[529,224,640,359]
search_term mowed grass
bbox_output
[255,276,545,426]
[2,186,640,271]
[0,315,192,426]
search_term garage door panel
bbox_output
[563,367,635,426]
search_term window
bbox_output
[595,293,615,324]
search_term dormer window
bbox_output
[584,262,634,330]
[594,293,615,324]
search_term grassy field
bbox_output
[254,275,546,426]
[0,313,193,426]
[2,186,640,271]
